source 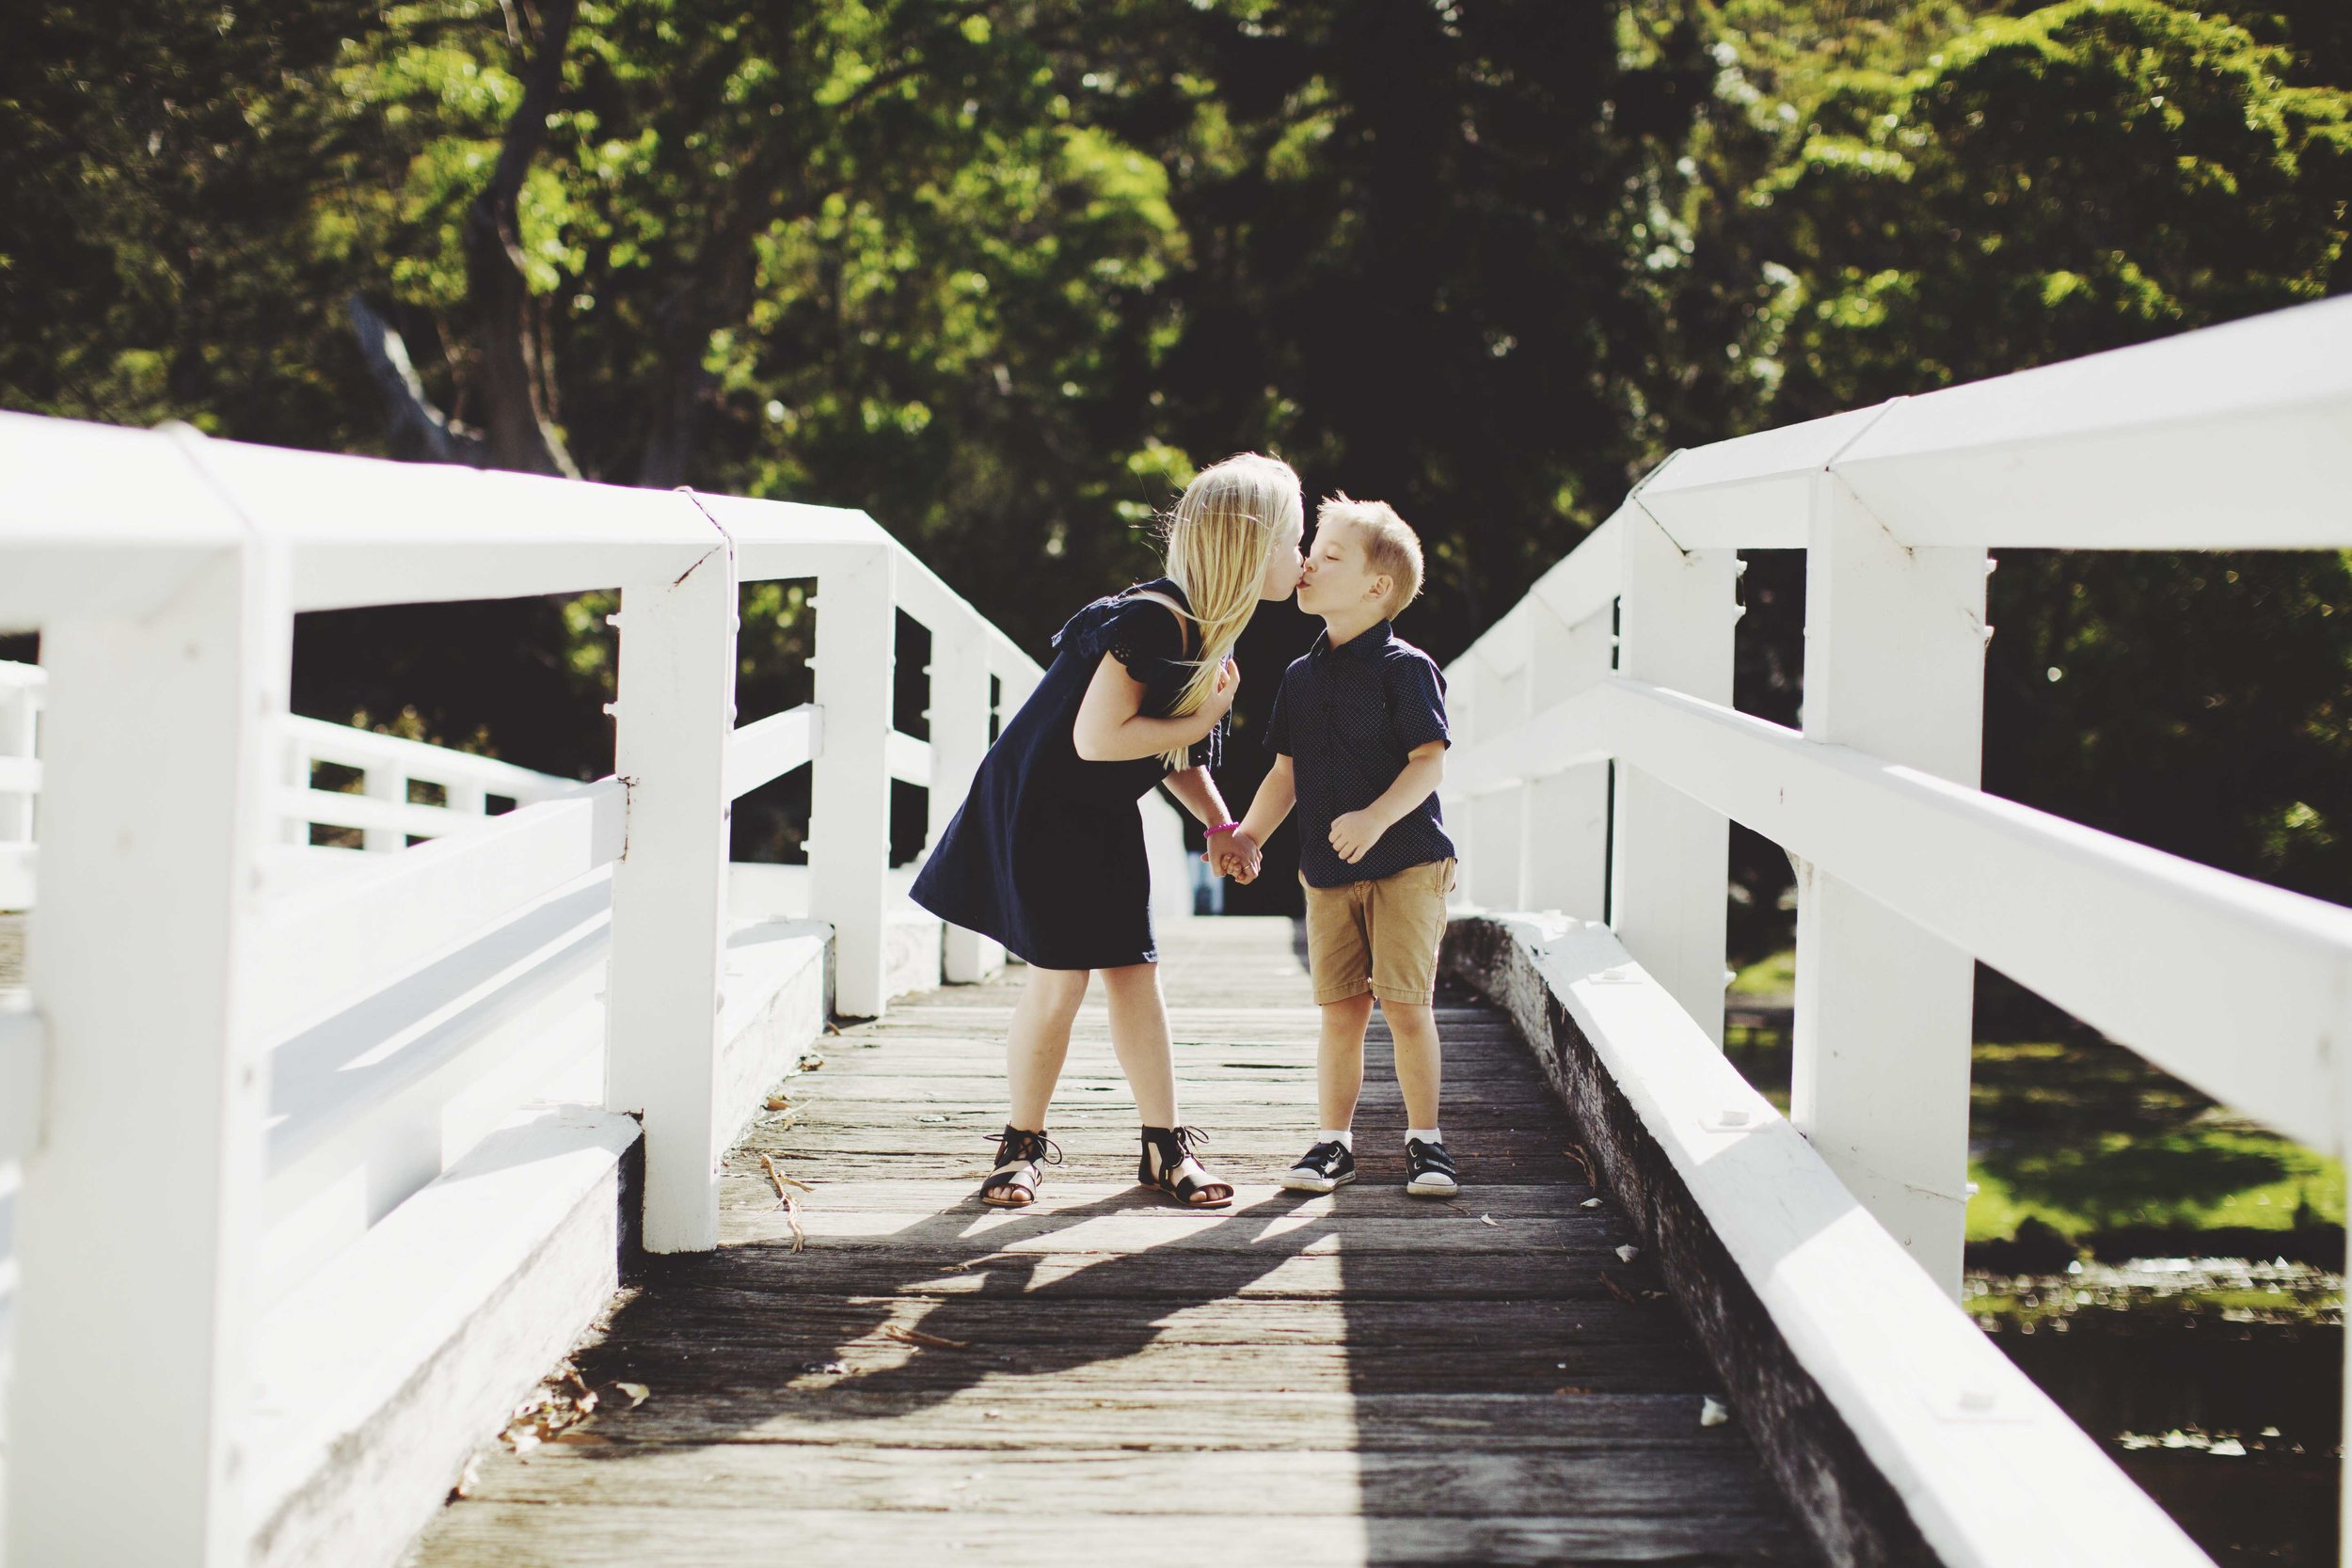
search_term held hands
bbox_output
[1210,827,1263,883]
[1328,809,1385,864]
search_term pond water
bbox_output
[1720,995,2344,1564]
[1970,1260,2339,1565]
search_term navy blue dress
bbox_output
[911,578,1224,971]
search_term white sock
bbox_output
[1407,1127,1443,1148]
[1319,1129,1353,1149]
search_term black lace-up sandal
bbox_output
[980,1125,1060,1208]
[1138,1125,1235,1209]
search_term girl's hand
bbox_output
[1200,657,1241,725]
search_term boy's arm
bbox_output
[1220,753,1296,880]
[1327,741,1445,863]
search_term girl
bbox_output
[911,453,1306,1209]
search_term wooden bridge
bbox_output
[411,916,1807,1566]
[2,298,2351,1568]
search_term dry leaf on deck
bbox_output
[1700,1397,1729,1427]
[882,1323,970,1351]
[1615,1243,1639,1263]
[612,1382,650,1410]
[1477,1214,1499,1227]
[785,1193,806,1254]
[1600,1273,1639,1306]
[764,1093,794,1111]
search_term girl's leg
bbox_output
[1379,998,1442,1132]
[1318,993,1375,1132]
[1104,961,1233,1207]
[1006,965,1091,1130]
[1098,961,1177,1127]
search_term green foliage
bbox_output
[4,0,2348,910]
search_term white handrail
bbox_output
[1439,294,2352,1568]
[248,778,628,1042]
[0,412,1050,1563]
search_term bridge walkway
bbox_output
[408,915,1811,1566]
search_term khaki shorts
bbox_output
[1299,858,1458,1006]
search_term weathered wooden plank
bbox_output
[548,1388,1756,1451]
[415,1505,1810,1566]
[465,1443,1789,1517]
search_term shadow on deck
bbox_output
[407,916,1812,1565]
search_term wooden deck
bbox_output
[409,915,1813,1566]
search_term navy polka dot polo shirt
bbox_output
[1264,619,1456,888]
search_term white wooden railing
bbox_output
[0,665,36,911]
[0,415,1136,1563]
[1440,294,2352,1553]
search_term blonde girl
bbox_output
[911,453,1306,1206]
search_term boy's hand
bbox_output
[1213,829,1263,882]
[1328,810,1384,863]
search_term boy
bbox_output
[1216,496,1459,1197]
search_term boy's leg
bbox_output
[1006,964,1090,1131]
[1379,998,1442,1131]
[1318,993,1376,1131]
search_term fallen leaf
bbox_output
[882,1323,971,1351]
[510,1429,541,1457]
[916,1114,949,1123]
[785,1193,806,1254]
[1477,1213,1499,1227]
[612,1382,650,1409]
[1600,1273,1639,1306]
[1615,1243,1640,1263]
[450,1455,483,1500]
[1564,1143,1594,1181]
[574,1389,598,1417]
[764,1093,794,1111]
[1553,1386,1592,1396]
[1700,1397,1729,1428]
[760,1153,814,1206]
[1580,1198,1603,1210]
[802,1361,847,1375]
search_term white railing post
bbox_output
[1463,650,1527,911]
[0,670,36,845]
[1522,604,1612,920]
[1790,470,1987,1294]
[361,754,405,852]
[604,522,739,1255]
[1610,506,1739,1043]
[931,617,1001,983]
[808,544,896,1017]
[8,541,287,1566]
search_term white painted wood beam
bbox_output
[806,545,898,1019]
[603,527,739,1255]
[1609,505,1738,1045]
[1790,472,1988,1295]
[8,535,285,1564]
[725,703,821,801]
[248,779,626,1043]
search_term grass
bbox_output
[1723,950,2346,1252]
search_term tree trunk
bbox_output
[462,0,582,478]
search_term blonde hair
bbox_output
[1318,494,1422,613]
[1154,452,1304,769]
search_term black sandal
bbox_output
[1138,1125,1234,1209]
[980,1125,1060,1208]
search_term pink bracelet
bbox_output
[1205,821,1241,837]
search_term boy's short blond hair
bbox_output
[1318,494,1423,613]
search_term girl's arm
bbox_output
[1071,653,1237,763]
[1161,765,1233,829]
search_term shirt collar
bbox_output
[1311,619,1394,662]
